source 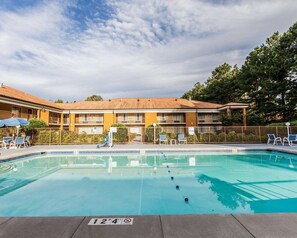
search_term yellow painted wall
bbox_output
[186,112,197,127]
[0,102,12,119]
[104,113,115,131]
[60,114,64,130]
[69,113,76,132]
[40,110,49,124]
[145,112,157,127]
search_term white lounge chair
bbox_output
[0,137,13,149]
[24,136,31,147]
[178,134,187,144]
[10,137,25,148]
[283,134,297,146]
[159,134,168,144]
[267,134,282,145]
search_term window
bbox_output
[27,109,33,120]
[198,114,206,122]
[12,107,21,117]
[212,114,219,122]
[173,114,181,122]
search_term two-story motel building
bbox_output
[0,84,248,135]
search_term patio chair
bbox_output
[283,134,297,146]
[10,137,25,149]
[24,136,31,147]
[178,134,187,144]
[267,134,282,145]
[0,137,13,149]
[159,134,168,144]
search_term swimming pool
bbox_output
[0,150,297,216]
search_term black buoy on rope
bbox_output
[171,176,174,180]
[184,197,189,203]
[166,165,169,168]
[176,185,179,190]
[168,170,171,173]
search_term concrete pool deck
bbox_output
[1,143,297,237]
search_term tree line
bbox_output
[182,22,297,125]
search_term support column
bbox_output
[40,110,49,124]
[243,108,247,129]
[69,113,76,132]
[185,112,197,127]
[227,107,232,117]
[145,113,157,128]
[60,114,64,130]
[104,113,115,131]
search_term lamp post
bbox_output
[285,122,291,137]
[153,123,156,144]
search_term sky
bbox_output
[0,0,296,102]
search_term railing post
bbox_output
[258,126,261,143]
[241,126,244,144]
[59,129,62,145]
[49,128,51,145]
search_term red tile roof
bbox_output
[1,84,247,111]
[0,84,60,109]
[59,98,223,110]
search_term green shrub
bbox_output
[187,134,198,143]
[145,124,162,142]
[36,130,50,144]
[61,130,78,144]
[78,132,88,143]
[110,124,129,143]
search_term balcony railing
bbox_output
[157,119,186,124]
[75,120,103,125]
[117,120,144,124]
[198,120,222,124]
[49,119,60,124]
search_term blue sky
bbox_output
[0,0,296,101]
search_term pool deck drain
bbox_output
[1,214,297,238]
[1,144,297,237]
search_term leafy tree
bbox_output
[182,63,240,104]
[200,63,240,104]
[182,82,205,100]
[182,22,297,125]
[85,95,103,101]
[238,30,297,123]
[27,118,48,131]
[54,99,64,103]
[24,118,48,142]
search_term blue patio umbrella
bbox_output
[0,118,29,127]
[0,118,29,136]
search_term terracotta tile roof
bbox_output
[0,84,61,109]
[59,98,223,110]
[1,84,240,111]
[222,102,249,107]
[224,102,249,106]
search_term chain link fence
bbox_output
[0,126,296,145]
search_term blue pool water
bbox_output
[0,150,297,216]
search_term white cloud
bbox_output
[0,0,296,101]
